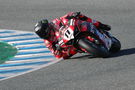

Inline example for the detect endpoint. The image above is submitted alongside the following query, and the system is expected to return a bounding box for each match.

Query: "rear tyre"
[78,38,110,57]
[109,37,121,53]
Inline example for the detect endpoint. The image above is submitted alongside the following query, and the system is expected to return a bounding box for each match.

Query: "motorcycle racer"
[34,12,111,59]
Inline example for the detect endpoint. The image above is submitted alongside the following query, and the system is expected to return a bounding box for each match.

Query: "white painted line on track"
[0,65,43,71]
[18,48,49,53]
[6,58,55,64]
[0,36,39,41]
[16,43,46,48]
[0,29,62,81]
[7,39,42,44]
[15,53,53,58]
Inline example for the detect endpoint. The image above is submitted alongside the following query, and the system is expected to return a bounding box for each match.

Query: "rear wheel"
[78,38,110,57]
[109,37,121,53]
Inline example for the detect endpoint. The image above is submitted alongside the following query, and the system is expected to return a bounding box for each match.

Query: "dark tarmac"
[0,0,135,90]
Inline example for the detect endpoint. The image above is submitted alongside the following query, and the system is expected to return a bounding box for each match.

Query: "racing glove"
[55,44,62,51]
[52,43,63,57]
[98,23,111,31]
[52,42,62,51]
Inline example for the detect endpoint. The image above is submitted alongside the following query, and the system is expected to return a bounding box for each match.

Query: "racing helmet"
[34,19,50,39]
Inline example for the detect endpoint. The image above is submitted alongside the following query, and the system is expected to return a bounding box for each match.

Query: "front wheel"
[78,38,110,57]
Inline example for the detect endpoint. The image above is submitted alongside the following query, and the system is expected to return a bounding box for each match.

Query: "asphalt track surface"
[0,0,135,90]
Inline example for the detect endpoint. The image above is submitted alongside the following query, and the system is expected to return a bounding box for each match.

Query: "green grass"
[0,41,18,64]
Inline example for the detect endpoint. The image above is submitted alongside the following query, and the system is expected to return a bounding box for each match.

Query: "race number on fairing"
[64,28,74,40]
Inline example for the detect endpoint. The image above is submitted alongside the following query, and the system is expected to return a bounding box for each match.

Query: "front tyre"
[78,38,110,57]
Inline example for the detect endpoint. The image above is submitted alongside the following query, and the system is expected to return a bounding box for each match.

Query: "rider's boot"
[98,23,111,31]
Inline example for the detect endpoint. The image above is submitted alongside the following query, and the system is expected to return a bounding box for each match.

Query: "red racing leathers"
[44,12,101,59]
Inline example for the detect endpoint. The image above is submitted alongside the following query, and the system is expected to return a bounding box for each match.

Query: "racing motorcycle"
[58,18,121,57]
